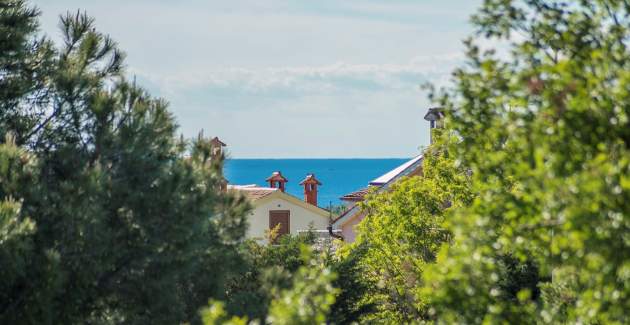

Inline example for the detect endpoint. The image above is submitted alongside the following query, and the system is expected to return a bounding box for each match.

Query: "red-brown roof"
[333,154,425,228]
[339,187,370,202]
[266,171,288,182]
[228,185,277,201]
[299,173,322,185]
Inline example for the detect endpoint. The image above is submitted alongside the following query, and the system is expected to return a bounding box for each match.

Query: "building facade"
[229,172,331,243]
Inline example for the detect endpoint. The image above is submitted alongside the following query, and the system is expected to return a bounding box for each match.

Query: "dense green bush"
[422,0,630,323]
[202,252,337,325]
[0,1,248,323]
[334,1,630,321]
[335,142,473,323]
[224,231,317,320]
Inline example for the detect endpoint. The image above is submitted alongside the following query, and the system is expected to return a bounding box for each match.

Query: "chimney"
[210,137,226,160]
[299,173,322,206]
[423,107,444,144]
[219,177,228,192]
[266,171,288,192]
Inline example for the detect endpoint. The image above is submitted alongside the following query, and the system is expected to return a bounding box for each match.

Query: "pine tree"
[0,2,249,323]
[0,0,54,144]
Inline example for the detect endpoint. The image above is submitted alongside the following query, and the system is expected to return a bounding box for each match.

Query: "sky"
[33,0,482,158]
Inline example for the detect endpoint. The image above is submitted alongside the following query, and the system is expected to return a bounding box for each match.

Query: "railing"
[296,229,341,237]
[296,229,343,251]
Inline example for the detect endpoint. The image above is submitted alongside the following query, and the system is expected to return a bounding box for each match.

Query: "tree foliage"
[201,250,337,325]
[0,0,55,141]
[326,242,377,324]
[5,0,630,323]
[0,1,249,323]
[422,0,630,323]
[223,231,318,321]
[341,144,473,323]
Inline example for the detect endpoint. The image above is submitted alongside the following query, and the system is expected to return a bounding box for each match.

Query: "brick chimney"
[266,171,288,192]
[299,173,321,206]
[209,137,228,191]
[423,107,444,144]
[210,137,226,160]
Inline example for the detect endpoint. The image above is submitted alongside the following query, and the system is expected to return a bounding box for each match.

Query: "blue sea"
[224,159,409,206]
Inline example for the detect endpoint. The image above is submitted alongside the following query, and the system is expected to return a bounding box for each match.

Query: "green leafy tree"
[422,0,630,323]
[0,2,249,323]
[345,145,473,323]
[201,252,338,325]
[224,230,318,320]
[326,242,377,324]
[329,137,542,324]
[266,258,337,325]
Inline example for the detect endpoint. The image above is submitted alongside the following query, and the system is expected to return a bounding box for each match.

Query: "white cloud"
[139,54,463,98]
[128,54,464,157]
[35,0,478,157]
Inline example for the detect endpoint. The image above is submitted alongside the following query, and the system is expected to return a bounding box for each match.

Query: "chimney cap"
[299,173,322,185]
[423,107,444,121]
[210,137,226,147]
[266,171,288,182]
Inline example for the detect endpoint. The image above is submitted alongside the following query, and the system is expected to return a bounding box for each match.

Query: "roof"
[339,187,371,202]
[332,204,360,224]
[369,155,423,186]
[266,171,288,182]
[228,185,330,217]
[228,185,277,201]
[423,107,445,121]
[210,137,226,147]
[333,154,424,227]
[299,174,322,185]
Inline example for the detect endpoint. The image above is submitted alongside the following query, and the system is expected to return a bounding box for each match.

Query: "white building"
[229,172,331,242]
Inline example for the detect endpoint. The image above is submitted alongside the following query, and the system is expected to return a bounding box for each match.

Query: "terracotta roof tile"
[228,185,277,201]
[266,171,288,182]
[299,173,322,185]
[340,187,370,202]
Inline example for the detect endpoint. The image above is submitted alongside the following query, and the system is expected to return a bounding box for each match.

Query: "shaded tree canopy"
[422,0,630,323]
[0,1,249,323]
[4,0,630,323]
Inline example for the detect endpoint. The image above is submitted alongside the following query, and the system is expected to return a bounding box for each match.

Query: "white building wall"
[340,212,365,243]
[246,197,330,241]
